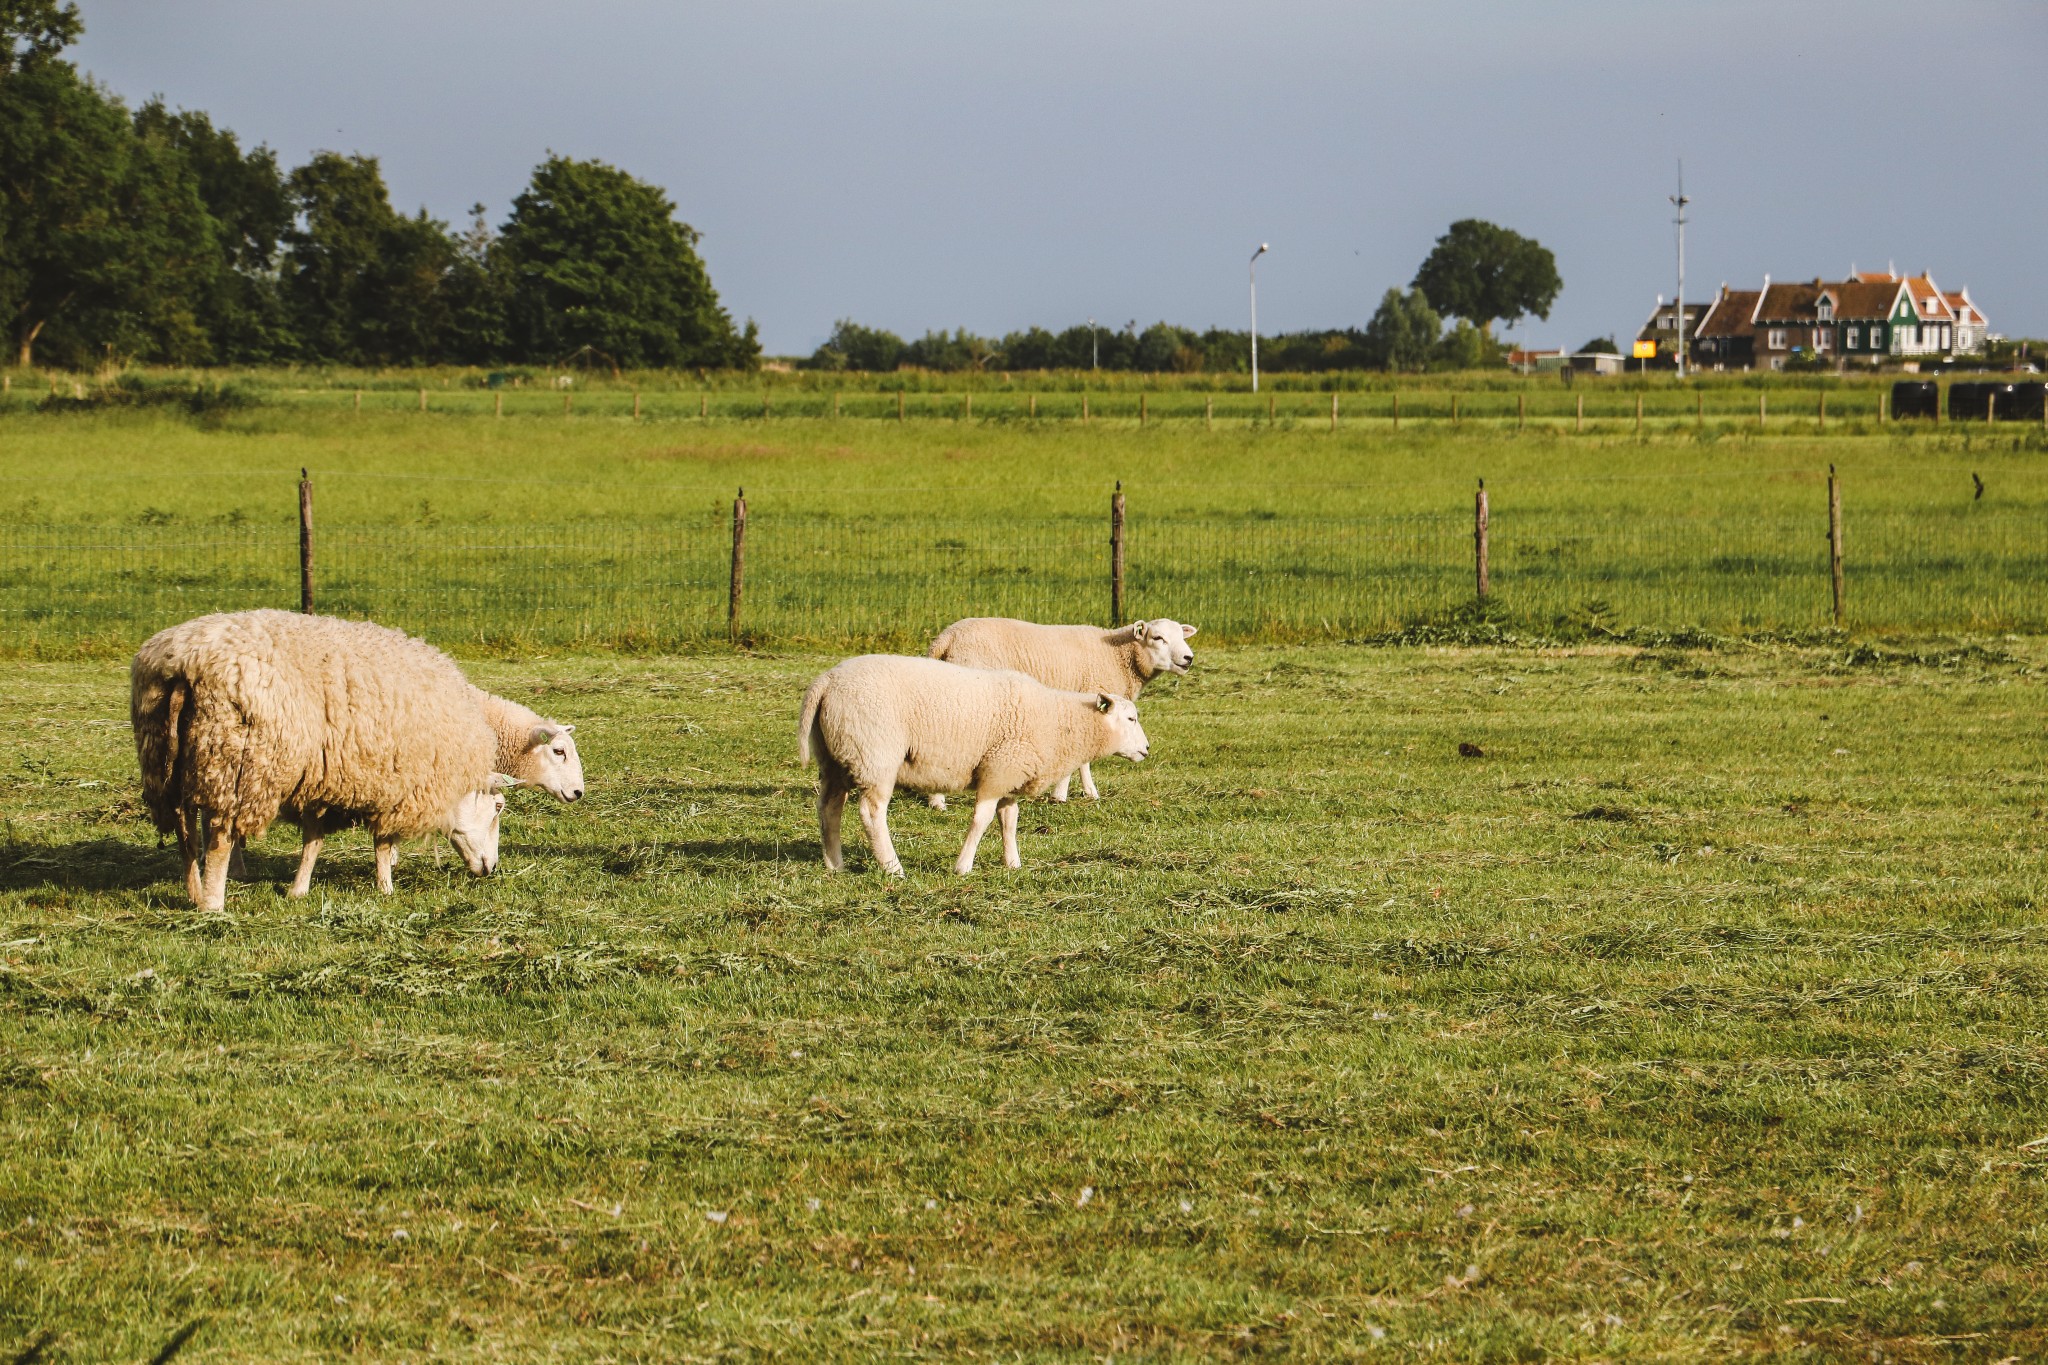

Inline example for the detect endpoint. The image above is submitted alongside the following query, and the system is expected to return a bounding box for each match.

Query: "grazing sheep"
[471,687,585,801]
[926,616,1196,806]
[798,654,1149,876]
[131,609,511,910]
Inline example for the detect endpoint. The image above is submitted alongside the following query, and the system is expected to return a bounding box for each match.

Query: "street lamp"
[1669,162,1690,381]
[1249,243,1269,392]
[1088,317,1097,371]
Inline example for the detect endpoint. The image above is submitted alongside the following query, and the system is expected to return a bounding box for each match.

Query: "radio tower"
[1669,162,1691,380]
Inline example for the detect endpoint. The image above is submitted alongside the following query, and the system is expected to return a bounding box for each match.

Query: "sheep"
[470,686,585,801]
[925,616,1196,807]
[797,654,1149,876]
[131,609,511,911]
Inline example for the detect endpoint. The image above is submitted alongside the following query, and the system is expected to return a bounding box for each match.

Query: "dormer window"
[1816,299,1834,321]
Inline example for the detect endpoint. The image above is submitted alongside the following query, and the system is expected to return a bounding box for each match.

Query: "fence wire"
[3,504,2043,656]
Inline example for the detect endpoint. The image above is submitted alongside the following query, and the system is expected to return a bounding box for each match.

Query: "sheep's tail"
[928,624,957,661]
[131,659,193,839]
[797,674,830,766]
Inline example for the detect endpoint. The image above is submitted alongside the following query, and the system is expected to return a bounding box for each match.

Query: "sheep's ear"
[1181,624,1199,638]
[558,723,575,734]
[1096,693,1114,713]
[1124,619,1148,639]
[527,725,554,750]
[489,772,522,792]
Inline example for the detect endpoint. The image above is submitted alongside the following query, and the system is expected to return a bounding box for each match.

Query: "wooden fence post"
[965,392,973,421]
[1879,388,1888,423]
[762,392,771,420]
[1204,395,1212,431]
[1635,392,1643,435]
[418,388,427,412]
[633,391,642,420]
[1759,391,1767,428]
[898,389,906,422]
[1575,393,1583,432]
[1139,392,1147,426]
[1028,393,1036,419]
[1267,393,1275,423]
[1083,394,1090,425]
[729,487,747,643]
[1474,478,1489,601]
[564,391,573,416]
[297,469,315,614]
[1330,391,1339,431]
[1819,391,1827,430]
[1517,392,1525,431]
[1827,464,1844,627]
[1696,390,1704,429]
[494,391,503,418]
[1392,392,1400,430]
[833,392,841,420]
[354,389,361,413]
[1110,480,1126,622]
[1453,393,1460,426]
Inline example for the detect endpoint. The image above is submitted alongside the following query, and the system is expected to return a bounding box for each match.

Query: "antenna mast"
[1669,162,1691,380]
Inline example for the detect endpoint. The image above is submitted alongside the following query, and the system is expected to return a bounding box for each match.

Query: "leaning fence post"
[1828,464,1844,628]
[1110,480,1126,622]
[729,486,747,643]
[1474,478,1489,601]
[298,469,315,614]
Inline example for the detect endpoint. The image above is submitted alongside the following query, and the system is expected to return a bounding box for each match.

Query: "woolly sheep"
[926,616,1196,806]
[471,686,585,801]
[797,654,1149,876]
[131,609,511,911]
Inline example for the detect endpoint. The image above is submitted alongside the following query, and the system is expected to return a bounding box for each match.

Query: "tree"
[1578,336,1619,355]
[0,0,80,73]
[498,155,755,369]
[1361,287,1441,372]
[1411,219,1561,335]
[1433,319,1502,372]
[807,319,905,371]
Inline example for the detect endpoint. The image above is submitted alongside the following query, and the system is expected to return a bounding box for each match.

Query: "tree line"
[807,221,1562,374]
[0,1,756,370]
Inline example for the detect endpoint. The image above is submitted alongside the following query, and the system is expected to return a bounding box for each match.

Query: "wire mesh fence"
[3,498,2044,656]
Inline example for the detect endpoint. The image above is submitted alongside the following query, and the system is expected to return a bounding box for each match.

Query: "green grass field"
[3,398,2047,1358]
[3,396,2047,657]
[3,640,2046,1359]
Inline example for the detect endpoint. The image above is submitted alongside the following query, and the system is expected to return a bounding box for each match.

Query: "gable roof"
[1695,289,1762,339]
[1903,275,1955,323]
[1944,290,1985,326]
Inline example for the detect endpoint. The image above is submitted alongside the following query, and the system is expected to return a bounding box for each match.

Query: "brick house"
[1656,269,1989,371]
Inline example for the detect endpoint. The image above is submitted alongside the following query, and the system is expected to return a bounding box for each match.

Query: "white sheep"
[471,686,585,801]
[797,654,1149,876]
[131,610,511,910]
[926,616,1196,806]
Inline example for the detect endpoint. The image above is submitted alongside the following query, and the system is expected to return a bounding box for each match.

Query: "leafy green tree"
[1411,219,1561,335]
[0,37,215,366]
[1361,287,1441,371]
[1578,336,1619,355]
[441,203,510,363]
[0,0,79,73]
[806,319,905,371]
[280,152,458,365]
[1134,322,1191,373]
[498,155,755,369]
[1433,318,1502,371]
[133,101,293,361]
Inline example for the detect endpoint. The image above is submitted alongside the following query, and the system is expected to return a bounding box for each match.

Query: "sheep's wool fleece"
[801,655,1105,798]
[931,619,1150,698]
[132,610,495,842]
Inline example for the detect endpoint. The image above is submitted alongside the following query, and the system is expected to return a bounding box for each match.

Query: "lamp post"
[1669,162,1690,381]
[1249,243,1269,393]
[1088,317,1097,371]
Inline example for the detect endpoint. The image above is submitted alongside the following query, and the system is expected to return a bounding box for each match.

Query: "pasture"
[2,397,2046,1358]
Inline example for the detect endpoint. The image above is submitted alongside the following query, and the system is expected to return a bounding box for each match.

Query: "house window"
[1817,301,1833,321]
[1846,326,1860,349]
[1768,329,1786,350]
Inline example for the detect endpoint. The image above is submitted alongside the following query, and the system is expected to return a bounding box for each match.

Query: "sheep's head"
[524,722,585,802]
[446,774,515,875]
[1095,693,1149,763]
[1128,619,1198,676]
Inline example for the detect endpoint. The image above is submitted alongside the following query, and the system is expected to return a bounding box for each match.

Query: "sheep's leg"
[288,819,325,899]
[926,793,948,811]
[997,796,1022,869]
[228,837,251,881]
[1050,774,1071,802]
[180,803,205,904]
[955,795,1001,876]
[374,838,399,895]
[857,786,904,878]
[1078,762,1100,801]
[817,771,850,872]
[198,822,236,912]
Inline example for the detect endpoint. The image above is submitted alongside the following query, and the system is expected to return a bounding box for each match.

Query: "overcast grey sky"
[72,1,2047,356]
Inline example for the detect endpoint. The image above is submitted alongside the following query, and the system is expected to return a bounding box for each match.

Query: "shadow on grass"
[0,837,175,893]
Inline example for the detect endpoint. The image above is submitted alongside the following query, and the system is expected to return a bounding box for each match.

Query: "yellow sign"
[1632,340,1657,359]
